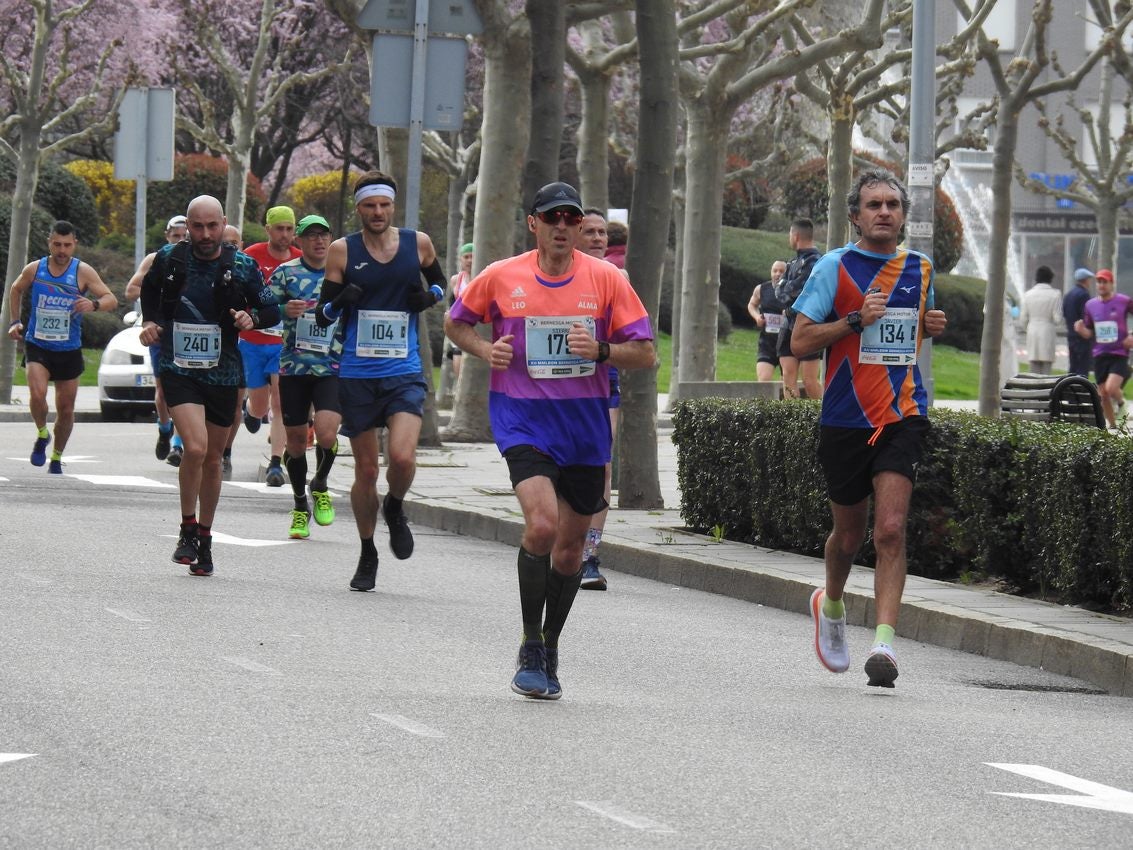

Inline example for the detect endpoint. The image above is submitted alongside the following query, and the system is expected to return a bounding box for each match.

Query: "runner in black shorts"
[271,214,344,540]
[747,259,787,382]
[140,195,280,576]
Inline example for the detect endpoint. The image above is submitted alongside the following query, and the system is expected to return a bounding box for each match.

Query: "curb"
[404,499,1133,697]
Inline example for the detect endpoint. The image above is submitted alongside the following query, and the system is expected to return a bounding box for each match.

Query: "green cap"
[265,205,296,226]
[296,214,331,235]
[459,242,474,256]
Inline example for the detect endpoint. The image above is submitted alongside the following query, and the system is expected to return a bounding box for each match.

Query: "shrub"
[934,274,985,352]
[65,160,134,238]
[781,157,829,223]
[0,197,57,280]
[35,164,100,244]
[145,153,267,231]
[287,169,362,228]
[672,399,1133,610]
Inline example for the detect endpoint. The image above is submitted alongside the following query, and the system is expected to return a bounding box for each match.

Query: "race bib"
[763,312,784,334]
[172,321,221,369]
[295,313,337,354]
[356,309,409,358]
[859,308,918,365]
[524,315,597,379]
[33,307,71,342]
[1095,320,1119,345]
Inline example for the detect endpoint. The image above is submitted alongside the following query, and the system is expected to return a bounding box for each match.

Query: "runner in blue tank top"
[7,220,117,473]
[317,171,447,591]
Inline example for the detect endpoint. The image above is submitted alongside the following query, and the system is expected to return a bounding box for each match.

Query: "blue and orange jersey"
[793,243,935,428]
[448,249,653,466]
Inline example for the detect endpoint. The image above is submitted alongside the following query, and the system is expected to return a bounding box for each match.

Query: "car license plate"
[135,374,155,387]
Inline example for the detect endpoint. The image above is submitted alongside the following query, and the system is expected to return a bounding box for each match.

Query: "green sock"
[50,449,62,462]
[875,624,895,646]
[822,595,845,619]
[37,426,49,439]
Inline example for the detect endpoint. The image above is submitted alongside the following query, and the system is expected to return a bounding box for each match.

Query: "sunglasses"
[536,209,584,226]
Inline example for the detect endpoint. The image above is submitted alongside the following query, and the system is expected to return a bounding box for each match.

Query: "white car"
[97,310,156,421]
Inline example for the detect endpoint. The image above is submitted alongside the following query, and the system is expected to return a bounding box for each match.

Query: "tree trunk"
[446,12,531,442]
[0,132,42,404]
[619,0,677,510]
[1096,200,1119,276]
[676,104,726,386]
[520,0,564,249]
[575,64,611,213]
[225,148,251,231]
[437,161,470,409]
[667,173,685,408]
[977,112,1020,416]
[826,97,855,249]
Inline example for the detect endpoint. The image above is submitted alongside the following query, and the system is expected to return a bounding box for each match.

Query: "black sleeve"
[316,280,345,327]
[248,276,281,329]
[140,253,164,322]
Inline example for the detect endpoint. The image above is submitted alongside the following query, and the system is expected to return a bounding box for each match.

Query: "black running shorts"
[503,444,608,517]
[817,416,930,506]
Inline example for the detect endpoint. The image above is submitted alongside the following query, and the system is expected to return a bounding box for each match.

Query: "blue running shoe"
[542,647,563,700]
[48,459,63,474]
[30,434,50,467]
[511,640,549,698]
[580,555,607,591]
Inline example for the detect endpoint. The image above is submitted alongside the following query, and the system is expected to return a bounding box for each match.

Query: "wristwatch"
[846,311,864,334]
[596,341,611,363]
[91,297,99,312]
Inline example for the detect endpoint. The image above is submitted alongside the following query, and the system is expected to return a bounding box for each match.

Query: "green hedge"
[672,398,1133,610]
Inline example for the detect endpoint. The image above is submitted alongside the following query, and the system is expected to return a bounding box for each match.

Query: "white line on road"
[220,656,282,675]
[0,754,36,765]
[987,763,1133,814]
[66,474,175,488]
[575,801,676,833]
[370,713,445,738]
[105,608,151,623]
[14,573,51,586]
[162,531,291,548]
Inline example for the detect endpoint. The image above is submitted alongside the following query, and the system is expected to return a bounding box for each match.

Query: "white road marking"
[370,713,445,739]
[987,763,1133,814]
[224,481,344,497]
[162,531,291,548]
[0,754,36,765]
[66,474,175,488]
[105,608,151,623]
[575,801,676,833]
[220,656,281,675]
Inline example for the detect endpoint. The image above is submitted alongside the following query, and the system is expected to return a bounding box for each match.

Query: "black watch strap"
[596,341,611,363]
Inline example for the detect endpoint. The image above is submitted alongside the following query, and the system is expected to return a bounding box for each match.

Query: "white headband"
[354,183,396,204]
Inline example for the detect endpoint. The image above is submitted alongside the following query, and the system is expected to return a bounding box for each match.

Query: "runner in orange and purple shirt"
[445,181,654,701]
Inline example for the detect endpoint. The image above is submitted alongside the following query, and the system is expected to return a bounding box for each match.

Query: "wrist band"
[9,320,21,329]
[429,284,444,301]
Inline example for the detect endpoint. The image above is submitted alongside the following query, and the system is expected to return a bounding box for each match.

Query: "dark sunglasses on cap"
[536,208,584,226]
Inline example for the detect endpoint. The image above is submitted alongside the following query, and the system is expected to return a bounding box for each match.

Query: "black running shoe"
[190,538,213,576]
[167,445,183,468]
[383,495,414,560]
[242,400,261,434]
[350,554,379,591]
[155,426,172,461]
[172,525,199,565]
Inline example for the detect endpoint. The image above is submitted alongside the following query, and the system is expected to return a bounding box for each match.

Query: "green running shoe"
[311,488,335,526]
[288,509,311,540]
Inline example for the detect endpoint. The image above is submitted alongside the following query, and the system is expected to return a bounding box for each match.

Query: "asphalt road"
[2,422,1132,848]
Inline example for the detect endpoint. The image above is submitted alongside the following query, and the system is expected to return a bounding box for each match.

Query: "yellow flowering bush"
[287,170,361,224]
[65,160,135,238]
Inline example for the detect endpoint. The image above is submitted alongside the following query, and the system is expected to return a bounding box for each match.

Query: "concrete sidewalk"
[4,386,1131,696]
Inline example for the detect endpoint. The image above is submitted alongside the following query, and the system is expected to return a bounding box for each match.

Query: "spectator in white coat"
[1021,265,1063,375]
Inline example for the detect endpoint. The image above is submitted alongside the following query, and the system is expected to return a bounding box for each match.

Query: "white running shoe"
[810,588,850,673]
[864,643,899,688]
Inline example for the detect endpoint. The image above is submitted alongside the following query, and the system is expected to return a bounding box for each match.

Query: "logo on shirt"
[577,299,598,310]
[353,262,369,270]
[511,286,526,298]
[899,285,915,294]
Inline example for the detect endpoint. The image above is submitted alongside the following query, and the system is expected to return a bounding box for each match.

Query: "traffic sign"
[357,0,481,34]
[368,33,468,131]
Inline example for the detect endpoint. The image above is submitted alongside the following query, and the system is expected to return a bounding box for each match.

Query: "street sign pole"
[114,88,175,269]
[405,0,430,229]
[908,0,936,403]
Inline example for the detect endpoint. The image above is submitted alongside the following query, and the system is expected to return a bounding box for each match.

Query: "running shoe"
[864,643,899,688]
[288,509,311,540]
[311,488,335,526]
[30,434,50,467]
[580,555,607,591]
[350,553,379,591]
[265,464,285,487]
[173,526,199,565]
[511,640,550,698]
[242,399,261,434]
[48,459,63,475]
[542,647,563,700]
[167,445,183,468]
[221,454,233,480]
[155,425,172,461]
[191,538,214,577]
[810,588,850,673]
[383,495,414,559]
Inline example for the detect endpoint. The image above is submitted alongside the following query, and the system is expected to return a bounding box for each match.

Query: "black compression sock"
[285,451,308,501]
[543,567,584,649]
[517,547,550,643]
[312,440,338,487]
[361,536,378,559]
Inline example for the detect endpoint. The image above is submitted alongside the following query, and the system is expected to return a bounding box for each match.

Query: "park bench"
[999,372,1105,429]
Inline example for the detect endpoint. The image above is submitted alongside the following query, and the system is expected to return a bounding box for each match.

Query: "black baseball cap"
[531,182,584,215]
